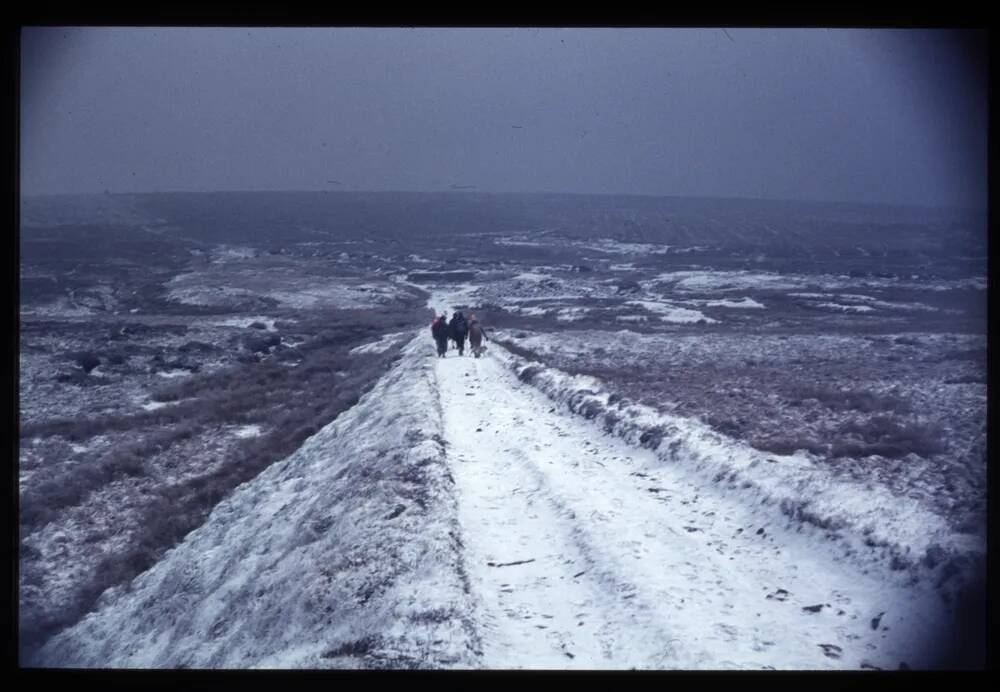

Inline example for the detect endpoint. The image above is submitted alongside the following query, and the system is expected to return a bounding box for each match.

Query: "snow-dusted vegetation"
[488,340,984,597]
[18,311,423,661]
[492,328,986,539]
[33,337,480,668]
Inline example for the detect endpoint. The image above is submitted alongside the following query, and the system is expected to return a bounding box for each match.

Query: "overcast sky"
[20,27,987,208]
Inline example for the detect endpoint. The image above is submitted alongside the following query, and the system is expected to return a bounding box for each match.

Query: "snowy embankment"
[489,341,984,604]
[33,334,480,669]
[349,331,413,356]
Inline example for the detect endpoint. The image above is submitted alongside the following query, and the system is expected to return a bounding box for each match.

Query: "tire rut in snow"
[438,353,696,668]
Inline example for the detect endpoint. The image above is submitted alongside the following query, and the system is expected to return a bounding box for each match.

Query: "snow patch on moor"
[209,316,280,331]
[230,425,263,439]
[813,303,876,314]
[513,272,553,282]
[703,297,765,309]
[156,369,192,379]
[650,271,987,294]
[627,300,718,324]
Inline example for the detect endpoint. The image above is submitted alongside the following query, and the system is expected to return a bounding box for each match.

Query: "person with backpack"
[467,313,490,358]
[449,311,469,356]
[431,313,450,357]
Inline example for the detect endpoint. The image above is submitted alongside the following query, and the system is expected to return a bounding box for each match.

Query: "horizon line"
[18,188,981,213]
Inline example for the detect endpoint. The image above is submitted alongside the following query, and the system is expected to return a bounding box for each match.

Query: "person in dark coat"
[431,314,450,357]
[449,311,469,356]
[467,313,489,358]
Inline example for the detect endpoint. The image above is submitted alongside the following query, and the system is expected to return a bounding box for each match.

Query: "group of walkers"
[431,310,489,358]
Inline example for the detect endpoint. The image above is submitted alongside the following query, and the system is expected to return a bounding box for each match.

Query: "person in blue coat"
[431,314,450,357]
[449,311,469,356]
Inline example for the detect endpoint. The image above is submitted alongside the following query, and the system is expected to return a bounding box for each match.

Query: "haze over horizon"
[20,28,988,210]
[18,189,984,216]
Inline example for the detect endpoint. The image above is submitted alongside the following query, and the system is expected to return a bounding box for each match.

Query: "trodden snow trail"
[434,345,947,670]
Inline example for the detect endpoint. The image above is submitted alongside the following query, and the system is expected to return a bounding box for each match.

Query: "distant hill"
[20,191,985,274]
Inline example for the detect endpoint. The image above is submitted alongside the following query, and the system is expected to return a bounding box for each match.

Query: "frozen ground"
[20,192,986,668]
[32,325,973,669]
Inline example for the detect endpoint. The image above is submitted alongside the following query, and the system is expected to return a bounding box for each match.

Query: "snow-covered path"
[29,281,957,669]
[436,348,947,670]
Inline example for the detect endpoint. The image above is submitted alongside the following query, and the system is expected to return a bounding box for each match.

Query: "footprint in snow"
[714,623,739,640]
[385,504,406,520]
[818,643,842,659]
